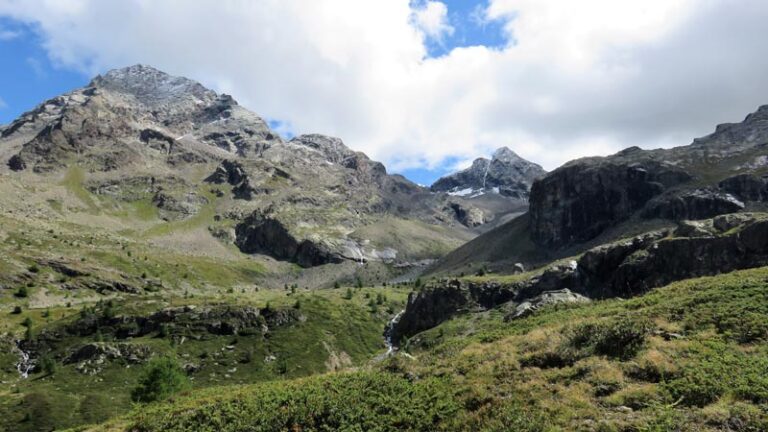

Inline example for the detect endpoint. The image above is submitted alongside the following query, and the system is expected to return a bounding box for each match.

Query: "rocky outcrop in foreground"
[396,213,768,339]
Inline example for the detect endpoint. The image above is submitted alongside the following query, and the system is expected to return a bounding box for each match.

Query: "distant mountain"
[0,65,482,275]
[430,147,546,200]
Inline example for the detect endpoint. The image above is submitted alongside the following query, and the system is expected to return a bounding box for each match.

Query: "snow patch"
[448,187,476,197]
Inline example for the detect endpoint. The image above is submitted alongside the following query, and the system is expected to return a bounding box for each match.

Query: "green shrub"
[663,341,768,406]
[15,286,28,298]
[131,357,190,403]
[40,354,57,376]
[566,317,653,360]
[128,372,460,432]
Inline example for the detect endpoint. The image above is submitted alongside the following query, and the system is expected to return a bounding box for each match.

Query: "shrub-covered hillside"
[80,266,768,431]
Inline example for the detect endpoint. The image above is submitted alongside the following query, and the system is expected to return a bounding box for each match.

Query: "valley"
[0,65,767,431]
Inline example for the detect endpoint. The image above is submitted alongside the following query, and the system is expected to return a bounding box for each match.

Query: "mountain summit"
[430,146,546,199]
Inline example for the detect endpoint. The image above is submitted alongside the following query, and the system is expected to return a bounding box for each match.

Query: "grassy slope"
[0,174,419,431]
[80,266,768,432]
[0,285,411,432]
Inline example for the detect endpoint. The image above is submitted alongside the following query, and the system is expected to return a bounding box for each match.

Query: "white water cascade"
[383,310,404,356]
[15,341,34,379]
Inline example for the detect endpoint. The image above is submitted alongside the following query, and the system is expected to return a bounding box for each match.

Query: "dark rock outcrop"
[397,215,768,339]
[641,189,744,221]
[445,202,486,227]
[719,174,768,202]
[7,154,26,171]
[529,158,690,247]
[395,279,518,338]
[64,305,303,340]
[235,212,342,267]
[528,105,768,250]
[64,342,151,365]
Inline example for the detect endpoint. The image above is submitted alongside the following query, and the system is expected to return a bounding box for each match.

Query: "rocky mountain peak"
[491,146,522,163]
[289,134,357,165]
[431,147,546,200]
[90,64,218,107]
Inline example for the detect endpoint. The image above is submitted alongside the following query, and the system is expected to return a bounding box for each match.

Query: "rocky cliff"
[530,106,768,249]
[397,213,768,338]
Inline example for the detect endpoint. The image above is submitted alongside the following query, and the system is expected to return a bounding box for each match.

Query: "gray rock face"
[0,64,480,267]
[290,134,357,165]
[529,157,690,247]
[445,202,486,227]
[505,289,589,321]
[2,64,282,173]
[641,189,744,221]
[529,105,768,249]
[234,212,343,268]
[397,214,768,338]
[719,174,768,202]
[431,147,546,199]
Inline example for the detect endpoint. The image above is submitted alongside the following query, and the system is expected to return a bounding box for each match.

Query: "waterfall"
[15,341,34,379]
[384,310,405,355]
[375,310,406,361]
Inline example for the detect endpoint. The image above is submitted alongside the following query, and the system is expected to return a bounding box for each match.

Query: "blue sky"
[0,18,89,124]
[419,0,508,58]
[0,4,506,185]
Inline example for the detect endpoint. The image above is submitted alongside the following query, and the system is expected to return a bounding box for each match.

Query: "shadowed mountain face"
[529,106,768,249]
[0,65,533,270]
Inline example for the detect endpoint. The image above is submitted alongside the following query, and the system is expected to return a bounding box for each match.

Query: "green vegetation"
[60,165,100,213]
[131,357,190,403]
[0,282,410,432]
[80,266,768,432]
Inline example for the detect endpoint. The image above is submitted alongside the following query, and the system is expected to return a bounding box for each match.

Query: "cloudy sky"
[1,0,767,184]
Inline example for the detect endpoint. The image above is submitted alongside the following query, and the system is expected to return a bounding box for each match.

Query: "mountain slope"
[429,104,768,276]
[0,65,481,280]
[80,265,768,432]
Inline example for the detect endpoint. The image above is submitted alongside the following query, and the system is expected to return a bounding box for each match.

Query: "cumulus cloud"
[411,1,454,42]
[0,0,767,172]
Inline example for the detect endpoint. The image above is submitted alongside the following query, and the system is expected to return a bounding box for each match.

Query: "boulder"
[504,289,590,321]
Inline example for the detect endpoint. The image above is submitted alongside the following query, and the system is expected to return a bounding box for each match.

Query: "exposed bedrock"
[396,215,768,339]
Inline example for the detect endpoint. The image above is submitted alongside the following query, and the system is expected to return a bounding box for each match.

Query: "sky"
[1,1,768,185]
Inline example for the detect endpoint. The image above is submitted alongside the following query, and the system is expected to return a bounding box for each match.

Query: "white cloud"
[0,96,7,109]
[411,1,454,42]
[0,0,767,173]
